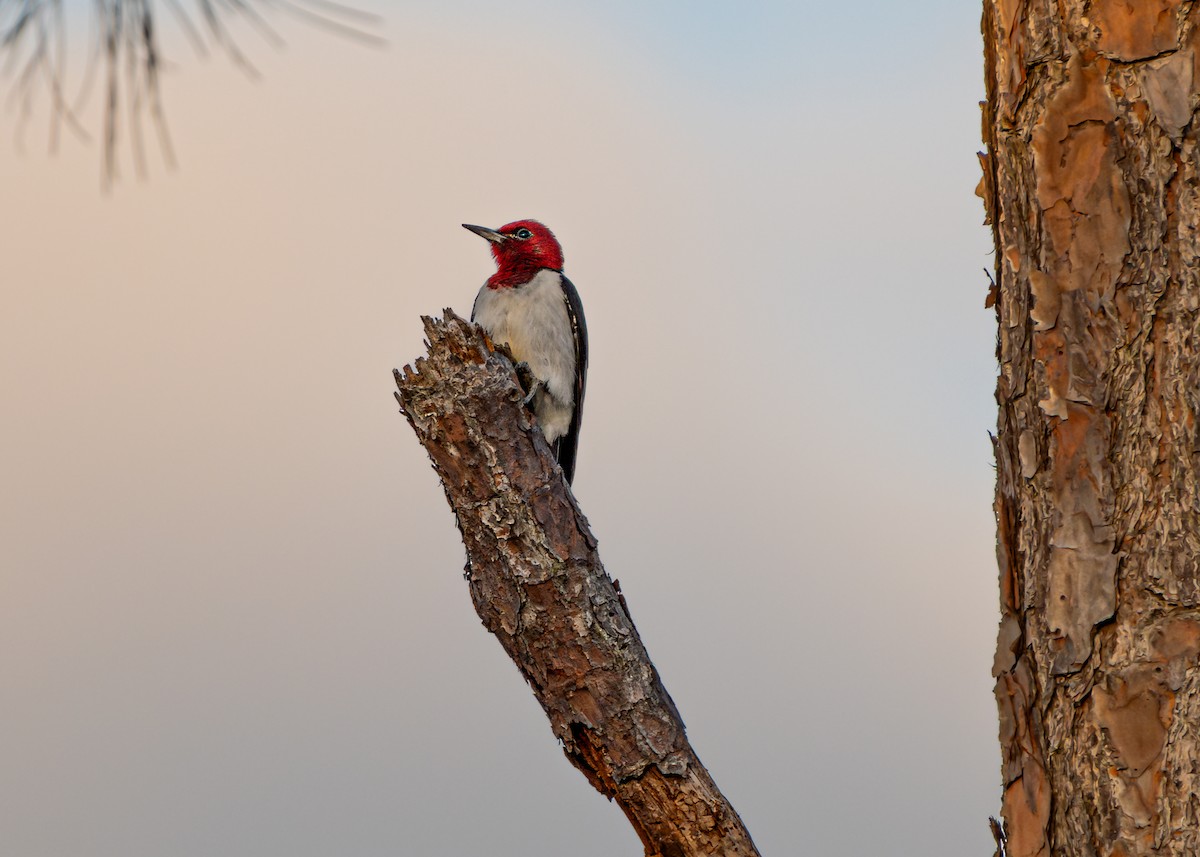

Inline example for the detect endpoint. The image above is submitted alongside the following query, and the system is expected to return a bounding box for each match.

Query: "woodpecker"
[463,220,587,484]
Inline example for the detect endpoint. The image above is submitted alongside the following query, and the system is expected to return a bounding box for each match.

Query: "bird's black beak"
[462,223,506,244]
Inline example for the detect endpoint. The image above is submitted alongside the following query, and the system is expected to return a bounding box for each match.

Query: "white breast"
[472,269,577,442]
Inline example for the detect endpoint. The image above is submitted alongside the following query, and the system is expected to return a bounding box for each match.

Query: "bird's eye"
[515,228,533,240]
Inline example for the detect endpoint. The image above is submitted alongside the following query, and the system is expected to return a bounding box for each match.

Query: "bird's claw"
[522,380,543,407]
[514,361,541,404]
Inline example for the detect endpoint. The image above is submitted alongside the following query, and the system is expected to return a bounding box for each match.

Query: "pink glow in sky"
[2,3,998,854]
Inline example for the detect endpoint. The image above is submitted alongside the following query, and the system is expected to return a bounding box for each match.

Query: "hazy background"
[1,1,998,854]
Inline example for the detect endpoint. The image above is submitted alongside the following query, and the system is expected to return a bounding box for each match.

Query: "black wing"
[555,274,588,485]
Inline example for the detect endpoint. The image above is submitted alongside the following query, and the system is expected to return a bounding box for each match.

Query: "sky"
[1,1,999,855]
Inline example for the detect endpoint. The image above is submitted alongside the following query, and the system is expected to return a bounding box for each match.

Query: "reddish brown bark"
[394,311,759,857]
[982,2,1200,855]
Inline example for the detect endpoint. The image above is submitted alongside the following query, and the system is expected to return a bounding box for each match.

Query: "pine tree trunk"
[981,3,1200,855]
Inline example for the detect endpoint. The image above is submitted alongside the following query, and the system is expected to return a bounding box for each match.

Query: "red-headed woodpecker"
[463,220,587,484]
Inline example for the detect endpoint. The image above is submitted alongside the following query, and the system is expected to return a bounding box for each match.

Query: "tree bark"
[982,3,1200,856]
[394,311,760,857]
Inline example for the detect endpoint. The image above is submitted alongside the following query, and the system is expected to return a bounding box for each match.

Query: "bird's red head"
[462,220,564,289]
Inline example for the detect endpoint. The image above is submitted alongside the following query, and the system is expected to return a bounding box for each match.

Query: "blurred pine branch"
[0,0,383,187]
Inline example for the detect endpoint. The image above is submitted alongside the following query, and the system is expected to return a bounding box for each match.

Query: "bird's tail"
[554,433,579,485]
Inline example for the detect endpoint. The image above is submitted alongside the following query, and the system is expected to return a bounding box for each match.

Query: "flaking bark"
[981,2,1200,855]
[394,311,759,857]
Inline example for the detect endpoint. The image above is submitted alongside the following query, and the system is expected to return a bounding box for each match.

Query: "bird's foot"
[522,381,543,407]
[514,362,542,405]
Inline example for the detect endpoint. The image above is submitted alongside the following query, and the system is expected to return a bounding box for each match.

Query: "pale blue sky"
[2,2,998,855]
